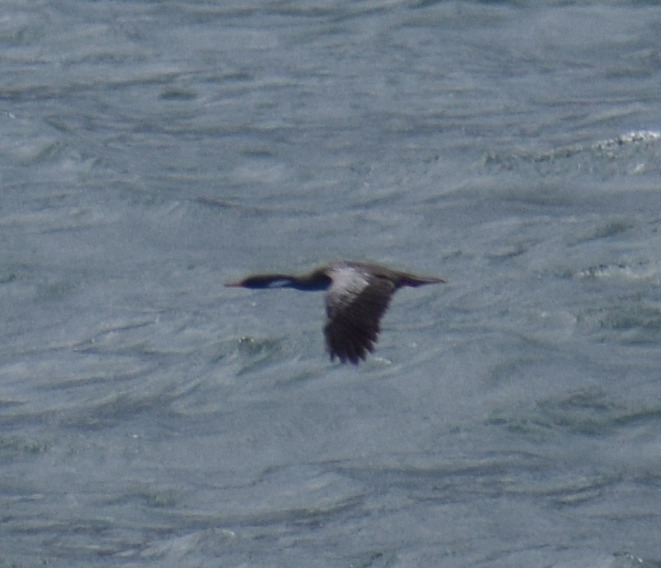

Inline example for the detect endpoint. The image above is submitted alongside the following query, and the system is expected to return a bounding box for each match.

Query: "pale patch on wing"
[323,266,396,364]
[324,265,370,314]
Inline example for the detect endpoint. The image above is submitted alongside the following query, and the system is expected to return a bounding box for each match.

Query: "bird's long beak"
[225,281,243,287]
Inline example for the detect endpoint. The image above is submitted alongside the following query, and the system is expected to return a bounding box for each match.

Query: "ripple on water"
[489,387,661,437]
[578,300,661,344]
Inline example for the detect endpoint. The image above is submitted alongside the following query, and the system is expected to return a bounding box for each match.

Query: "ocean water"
[1,1,661,566]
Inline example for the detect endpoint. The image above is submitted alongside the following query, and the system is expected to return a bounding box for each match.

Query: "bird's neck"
[288,272,332,291]
[245,272,332,291]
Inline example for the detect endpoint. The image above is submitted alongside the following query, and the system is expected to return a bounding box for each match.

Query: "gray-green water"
[2,1,661,566]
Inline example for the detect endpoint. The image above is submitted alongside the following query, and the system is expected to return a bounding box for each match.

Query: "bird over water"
[226,261,445,364]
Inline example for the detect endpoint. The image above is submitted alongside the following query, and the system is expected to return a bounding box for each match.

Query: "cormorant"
[226,261,445,364]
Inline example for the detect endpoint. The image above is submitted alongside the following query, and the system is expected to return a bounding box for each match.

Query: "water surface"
[1,1,661,566]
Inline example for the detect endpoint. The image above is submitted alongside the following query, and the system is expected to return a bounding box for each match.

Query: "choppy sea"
[2,1,661,566]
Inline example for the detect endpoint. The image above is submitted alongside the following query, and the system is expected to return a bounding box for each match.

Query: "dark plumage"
[226,261,445,364]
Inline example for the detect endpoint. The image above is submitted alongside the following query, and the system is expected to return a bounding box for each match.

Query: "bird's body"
[226,262,445,364]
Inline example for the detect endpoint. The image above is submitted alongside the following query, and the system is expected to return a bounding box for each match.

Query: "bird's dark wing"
[323,270,396,364]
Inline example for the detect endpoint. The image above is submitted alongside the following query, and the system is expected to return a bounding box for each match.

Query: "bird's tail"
[401,275,445,287]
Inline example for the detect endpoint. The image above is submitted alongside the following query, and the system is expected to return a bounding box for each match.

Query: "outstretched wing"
[323,269,396,364]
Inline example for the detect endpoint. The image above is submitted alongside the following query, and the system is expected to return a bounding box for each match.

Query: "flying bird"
[226,261,445,364]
